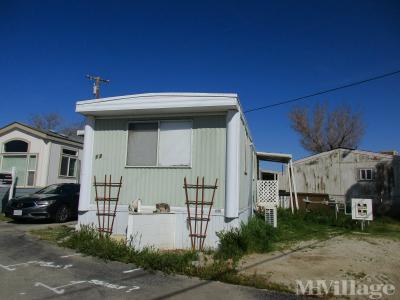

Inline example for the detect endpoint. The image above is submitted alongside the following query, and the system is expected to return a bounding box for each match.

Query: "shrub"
[62,225,197,274]
[241,216,276,252]
[216,228,246,260]
[63,225,133,262]
[216,216,276,260]
[132,248,197,273]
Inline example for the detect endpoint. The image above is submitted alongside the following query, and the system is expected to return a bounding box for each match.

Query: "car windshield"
[35,185,61,195]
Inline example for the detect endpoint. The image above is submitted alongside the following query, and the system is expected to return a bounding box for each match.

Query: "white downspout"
[78,116,95,211]
[225,109,240,218]
[43,141,51,186]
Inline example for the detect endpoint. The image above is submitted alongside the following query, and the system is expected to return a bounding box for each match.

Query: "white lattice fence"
[257,180,279,207]
[257,180,279,228]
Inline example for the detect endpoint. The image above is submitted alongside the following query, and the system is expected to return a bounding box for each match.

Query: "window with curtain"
[126,120,192,167]
[126,123,158,166]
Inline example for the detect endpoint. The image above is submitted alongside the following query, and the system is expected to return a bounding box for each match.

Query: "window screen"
[127,123,158,166]
[158,121,191,166]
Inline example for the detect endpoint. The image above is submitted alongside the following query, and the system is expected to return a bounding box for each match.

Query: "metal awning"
[256,152,292,163]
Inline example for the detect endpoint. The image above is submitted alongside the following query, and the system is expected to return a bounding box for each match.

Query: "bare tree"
[29,113,84,138]
[289,103,364,153]
[29,113,63,131]
[60,120,85,137]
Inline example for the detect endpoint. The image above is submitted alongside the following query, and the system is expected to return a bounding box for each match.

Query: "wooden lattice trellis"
[183,177,218,251]
[94,175,122,236]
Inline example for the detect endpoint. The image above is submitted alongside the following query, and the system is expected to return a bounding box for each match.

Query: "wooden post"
[287,163,294,214]
[289,160,299,211]
[201,178,218,250]
[184,177,194,250]
[94,176,101,230]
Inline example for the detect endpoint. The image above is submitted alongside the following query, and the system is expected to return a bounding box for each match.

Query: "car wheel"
[54,205,70,223]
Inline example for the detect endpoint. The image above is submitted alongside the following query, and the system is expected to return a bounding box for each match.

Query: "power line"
[244,69,400,113]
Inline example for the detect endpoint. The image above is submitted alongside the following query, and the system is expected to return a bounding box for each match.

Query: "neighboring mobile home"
[280,148,400,213]
[76,93,257,249]
[0,122,83,211]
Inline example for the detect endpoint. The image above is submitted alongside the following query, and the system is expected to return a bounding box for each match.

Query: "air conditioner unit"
[265,206,277,228]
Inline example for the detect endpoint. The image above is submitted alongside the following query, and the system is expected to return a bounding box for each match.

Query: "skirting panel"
[78,205,252,250]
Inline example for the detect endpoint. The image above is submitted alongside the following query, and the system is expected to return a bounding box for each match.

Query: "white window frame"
[0,153,38,187]
[125,119,193,168]
[26,154,37,187]
[358,168,374,181]
[59,147,78,178]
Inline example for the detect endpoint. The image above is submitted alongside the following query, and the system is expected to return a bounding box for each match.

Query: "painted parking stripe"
[60,254,81,258]
[123,268,141,273]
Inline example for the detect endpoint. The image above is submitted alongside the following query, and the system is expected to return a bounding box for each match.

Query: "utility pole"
[86,75,110,99]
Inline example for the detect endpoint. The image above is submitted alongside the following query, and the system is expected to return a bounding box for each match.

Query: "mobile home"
[280,148,400,213]
[76,93,257,249]
[0,122,83,211]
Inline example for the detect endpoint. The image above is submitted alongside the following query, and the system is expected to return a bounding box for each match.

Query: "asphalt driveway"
[0,221,299,300]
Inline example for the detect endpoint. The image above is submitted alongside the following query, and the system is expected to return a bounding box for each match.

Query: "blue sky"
[1,0,399,160]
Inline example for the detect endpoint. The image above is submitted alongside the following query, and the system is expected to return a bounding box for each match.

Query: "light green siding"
[91,116,227,208]
[239,120,255,210]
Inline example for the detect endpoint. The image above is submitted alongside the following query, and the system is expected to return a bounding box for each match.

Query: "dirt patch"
[238,234,400,297]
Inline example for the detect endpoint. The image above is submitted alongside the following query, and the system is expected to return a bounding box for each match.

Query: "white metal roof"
[293,148,397,165]
[256,152,293,163]
[76,92,240,116]
[76,92,255,144]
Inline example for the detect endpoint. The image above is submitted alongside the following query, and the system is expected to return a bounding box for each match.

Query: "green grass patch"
[30,226,75,243]
[215,208,355,261]
[272,208,354,249]
[355,217,400,240]
[0,213,12,222]
[48,225,197,274]
[215,208,400,261]
[29,209,400,295]
[30,225,294,294]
